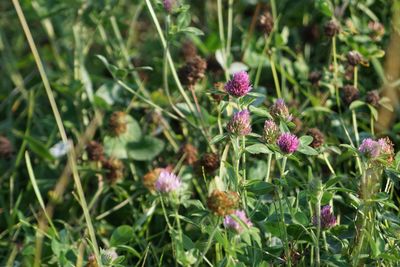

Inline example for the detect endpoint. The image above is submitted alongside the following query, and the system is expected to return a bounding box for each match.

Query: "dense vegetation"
[1,0,400,266]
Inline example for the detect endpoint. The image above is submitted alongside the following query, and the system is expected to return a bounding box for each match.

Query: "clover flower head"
[263,119,279,144]
[359,138,381,158]
[277,133,299,154]
[224,71,252,97]
[313,205,336,229]
[223,210,253,233]
[155,170,182,193]
[270,98,292,121]
[163,0,175,13]
[227,109,252,136]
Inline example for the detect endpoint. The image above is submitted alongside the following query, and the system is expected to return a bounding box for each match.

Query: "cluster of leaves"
[1,0,400,266]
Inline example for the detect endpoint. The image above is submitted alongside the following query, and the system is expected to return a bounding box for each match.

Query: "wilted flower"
[377,137,395,163]
[86,141,104,162]
[307,128,324,148]
[308,70,322,86]
[366,90,380,107]
[347,51,362,66]
[227,110,252,136]
[277,133,299,154]
[324,20,340,37]
[270,99,292,121]
[109,111,127,136]
[263,119,279,144]
[342,85,359,105]
[224,71,252,97]
[207,190,239,216]
[155,170,182,193]
[197,152,220,175]
[313,205,336,229]
[257,10,274,35]
[0,136,13,159]
[223,210,253,233]
[178,55,207,87]
[103,158,124,183]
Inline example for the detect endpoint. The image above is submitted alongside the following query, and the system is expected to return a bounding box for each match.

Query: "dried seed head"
[109,111,127,136]
[366,90,380,107]
[86,141,104,162]
[143,168,163,191]
[342,85,360,105]
[308,70,322,86]
[347,51,362,66]
[0,136,13,159]
[180,143,198,165]
[197,152,220,175]
[257,10,274,35]
[307,128,324,148]
[181,40,198,61]
[324,20,340,37]
[207,190,239,216]
[103,158,124,183]
[178,55,207,87]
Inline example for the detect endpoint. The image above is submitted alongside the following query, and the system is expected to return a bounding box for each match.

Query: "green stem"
[226,0,233,59]
[265,153,273,182]
[315,192,322,267]
[217,0,229,80]
[270,53,282,98]
[332,36,340,112]
[195,219,220,267]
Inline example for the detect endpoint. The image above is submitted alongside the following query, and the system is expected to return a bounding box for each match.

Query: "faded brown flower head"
[366,90,380,107]
[197,152,220,175]
[258,10,274,35]
[181,40,198,61]
[86,141,104,162]
[324,20,340,37]
[103,158,124,183]
[180,143,198,165]
[347,51,362,66]
[307,128,324,148]
[207,190,239,216]
[109,111,127,136]
[342,85,359,105]
[0,136,13,159]
[308,70,322,86]
[178,55,207,87]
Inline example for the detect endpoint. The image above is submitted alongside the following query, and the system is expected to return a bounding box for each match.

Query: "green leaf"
[110,225,133,246]
[246,180,274,195]
[297,146,318,156]
[315,0,333,17]
[246,144,272,154]
[181,27,204,36]
[249,105,271,118]
[127,136,165,161]
[349,100,365,110]
[23,135,54,161]
[210,134,226,145]
[299,135,313,146]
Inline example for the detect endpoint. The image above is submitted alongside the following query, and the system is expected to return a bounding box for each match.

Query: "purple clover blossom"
[263,119,279,144]
[223,210,253,233]
[227,110,252,136]
[276,133,299,154]
[163,0,175,13]
[155,170,182,193]
[359,138,381,158]
[270,98,292,121]
[224,71,252,97]
[313,205,337,229]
